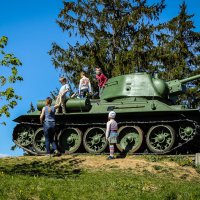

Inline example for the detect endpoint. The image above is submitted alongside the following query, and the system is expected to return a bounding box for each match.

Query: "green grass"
[0,156,200,200]
[142,155,195,166]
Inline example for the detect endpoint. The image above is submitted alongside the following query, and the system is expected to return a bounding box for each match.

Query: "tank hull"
[13,103,200,155]
[12,72,200,155]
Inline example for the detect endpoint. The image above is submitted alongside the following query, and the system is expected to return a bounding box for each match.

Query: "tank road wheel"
[83,127,108,154]
[116,126,143,153]
[13,125,34,147]
[146,125,175,154]
[57,128,82,154]
[179,123,196,141]
[33,128,46,154]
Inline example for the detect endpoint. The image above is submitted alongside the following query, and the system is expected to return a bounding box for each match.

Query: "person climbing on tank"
[95,68,108,97]
[40,97,61,156]
[78,71,92,99]
[106,111,118,160]
[55,77,70,114]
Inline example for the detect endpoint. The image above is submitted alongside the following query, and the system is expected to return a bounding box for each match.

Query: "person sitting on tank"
[95,67,108,97]
[40,97,61,156]
[55,77,70,114]
[78,71,92,99]
[106,111,118,160]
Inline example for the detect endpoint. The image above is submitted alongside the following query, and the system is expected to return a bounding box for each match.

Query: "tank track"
[13,117,200,156]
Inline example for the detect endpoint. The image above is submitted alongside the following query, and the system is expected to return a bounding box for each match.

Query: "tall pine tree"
[157,1,200,107]
[49,0,166,89]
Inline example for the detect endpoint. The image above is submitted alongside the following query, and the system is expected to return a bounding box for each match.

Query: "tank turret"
[101,73,200,101]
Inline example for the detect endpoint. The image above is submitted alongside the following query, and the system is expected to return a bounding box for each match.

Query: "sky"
[0,0,200,157]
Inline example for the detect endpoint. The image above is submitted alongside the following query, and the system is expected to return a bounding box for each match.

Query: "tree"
[0,36,23,125]
[156,1,200,107]
[49,0,166,89]
[50,0,200,107]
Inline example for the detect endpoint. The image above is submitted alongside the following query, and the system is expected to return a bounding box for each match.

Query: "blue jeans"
[43,121,57,154]
[80,88,89,99]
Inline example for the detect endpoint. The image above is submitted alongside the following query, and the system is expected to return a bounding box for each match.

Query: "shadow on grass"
[0,156,84,179]
[116,150,128,159]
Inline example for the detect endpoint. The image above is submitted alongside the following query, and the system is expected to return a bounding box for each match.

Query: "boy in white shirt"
[56,77,69,114]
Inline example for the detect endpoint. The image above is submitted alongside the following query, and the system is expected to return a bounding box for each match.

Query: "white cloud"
[0,154,9,158]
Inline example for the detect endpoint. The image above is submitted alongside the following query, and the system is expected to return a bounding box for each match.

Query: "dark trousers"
[43,121,57,154]
[80,88,89,99]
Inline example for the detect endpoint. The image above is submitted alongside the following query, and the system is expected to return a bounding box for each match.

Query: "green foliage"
[10,144,17,151]
[0,156,200,200]
[143,155,194,167]
[153,165,164,170]
[0,156,81,179]
[50,1,200,107]
[156,2,200,106]
[50,88,59,100]
[158,2,200,78]
[195,166,200,174]
[165,155,194,167]
[0,36,23,125]
[49,0,166,89]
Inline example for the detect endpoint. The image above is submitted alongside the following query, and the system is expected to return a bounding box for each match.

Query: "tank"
[13,72,200,155]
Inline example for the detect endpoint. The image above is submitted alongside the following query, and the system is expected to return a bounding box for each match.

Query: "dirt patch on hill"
[61,155,200,181]
[3,155,199,181]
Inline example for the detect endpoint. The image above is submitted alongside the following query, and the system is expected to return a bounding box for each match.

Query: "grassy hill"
[0,155,200,200]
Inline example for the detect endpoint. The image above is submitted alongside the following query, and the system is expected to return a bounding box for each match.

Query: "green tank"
[13,72,200,155]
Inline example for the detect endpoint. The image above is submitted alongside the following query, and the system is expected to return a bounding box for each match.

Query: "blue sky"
[0,0,200,156]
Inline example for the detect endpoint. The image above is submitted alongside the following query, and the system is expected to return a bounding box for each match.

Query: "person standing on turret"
[78,71,92,99]
[95,68,108,97]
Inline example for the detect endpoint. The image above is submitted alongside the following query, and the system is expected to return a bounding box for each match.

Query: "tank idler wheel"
[57,128,82,154]
[179,123,196,141]
[13,124,35,147]
[33,128,46,154]
[83,127,108,154]
[116,126,143,153]
[146,125,175,154]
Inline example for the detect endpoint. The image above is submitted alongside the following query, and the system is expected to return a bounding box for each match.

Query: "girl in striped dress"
[106,111,118,160]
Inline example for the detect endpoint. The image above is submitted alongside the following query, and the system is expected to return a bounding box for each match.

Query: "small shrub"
[164,191,178,200]
[153,165,163,170]
[143,155,164,162]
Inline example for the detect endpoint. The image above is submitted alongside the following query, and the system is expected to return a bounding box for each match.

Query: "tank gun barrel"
[180,74,200,84]
[166,74,200,95]
[37,98,91,112]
